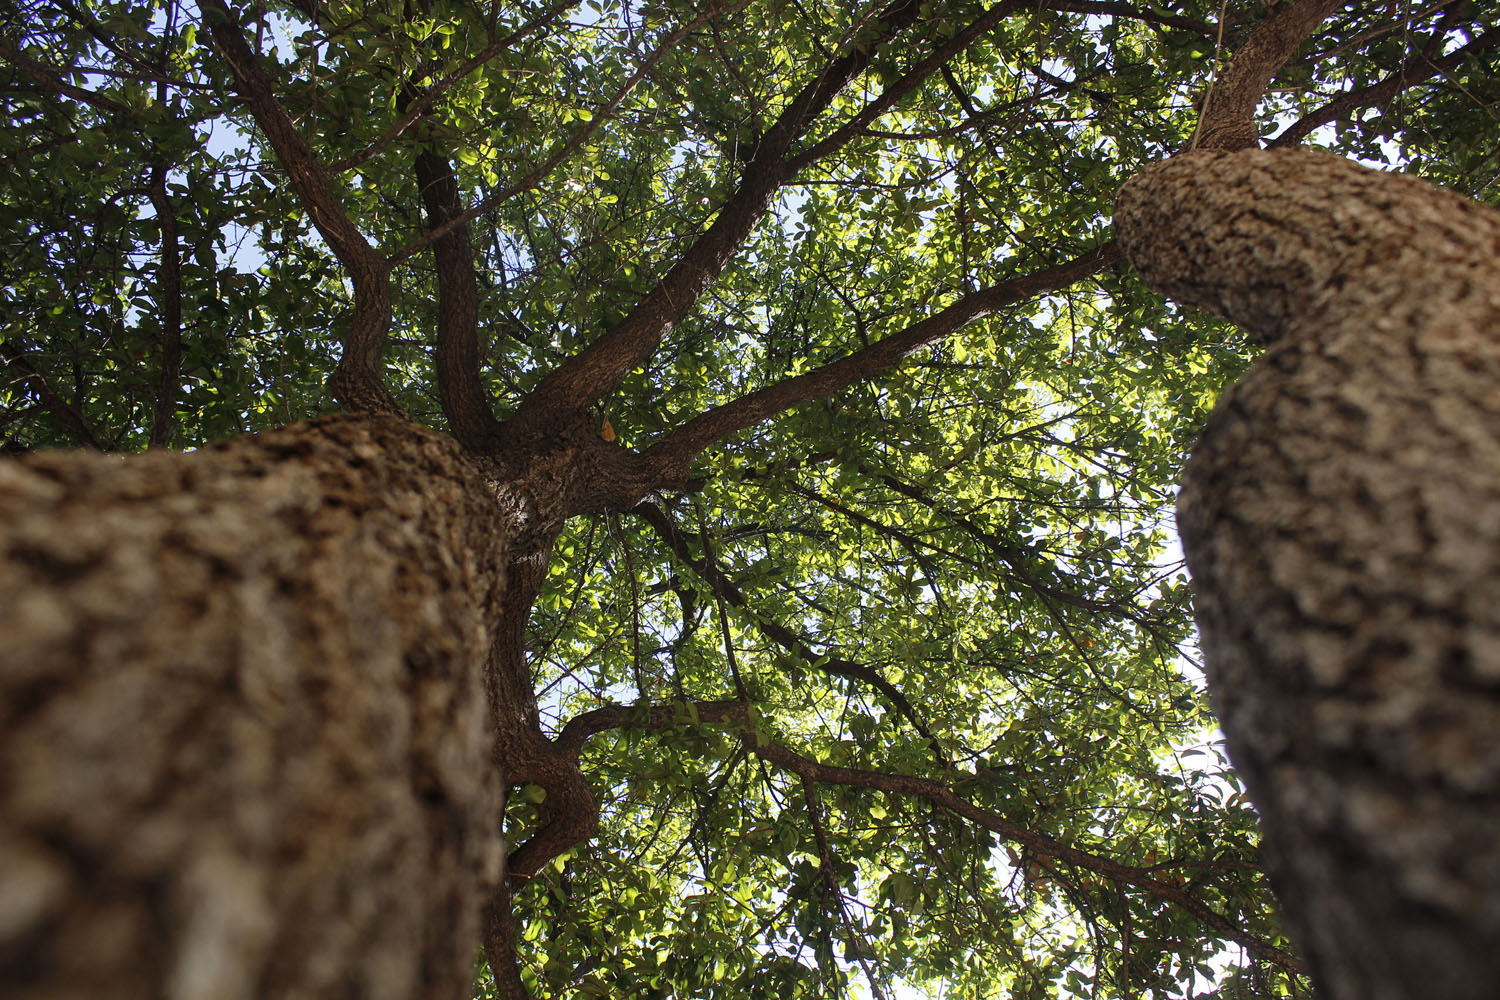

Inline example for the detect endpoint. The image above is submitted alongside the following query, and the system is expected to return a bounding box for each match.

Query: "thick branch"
[555,699,750,757]
[146,163,182,449]
[1269,25,1500,148]
[482,884,532,1000]
[748,737,1302,974]
[414,150,506,451]
[503,0,929,430]
[641,242,1119,477]
[200,0,400,415]
[1193,0,1343,151]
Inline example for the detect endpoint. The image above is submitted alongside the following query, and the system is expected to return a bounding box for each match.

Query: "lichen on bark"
[1117,148,1500,999]
[0,414,506,1000]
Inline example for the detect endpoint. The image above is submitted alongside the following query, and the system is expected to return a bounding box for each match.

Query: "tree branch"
[392,0,744,264]
[146,162,182,449]
[1193,0,1344,152]
[639,241,1119,477]
[555,699,750,757]
[787,0,1030,171]
[482,882,533,1000]
[1,346,104,451]
[1269,24,1500,148]
[1041,1,1225,36]
[632,501,946,755]
[0,40,136,117]
[748,737,1304,975]
[200,0,401,415]
[502,0,931,432]
[414,149,506,450]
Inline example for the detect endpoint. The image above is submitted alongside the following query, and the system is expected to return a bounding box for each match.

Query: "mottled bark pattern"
[1117,149,1500,999]
[0,415,505,1000]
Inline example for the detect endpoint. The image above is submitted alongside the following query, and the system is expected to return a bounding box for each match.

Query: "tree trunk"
[0,414,505,1000]
[1116,148,1500,999]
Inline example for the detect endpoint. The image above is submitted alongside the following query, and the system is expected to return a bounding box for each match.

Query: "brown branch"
[0,41,136,116]
[146,163,182,449]
[392,0,745,264]
[502,0,930,431]
[640,241,1119,477]
[1269,25,1500,148]
[330,0,577,174]
[51,0,185,85]
[1,347,104,451]
[414,150,505,450]
[632,502,946,755]
[748,737,1304,975]
[555,699,750,757]
[482,882,533,1000]
[787,0,1030,171]
[801,775,891,1000]
[1193,0,1344,152]
[199,0,400,415]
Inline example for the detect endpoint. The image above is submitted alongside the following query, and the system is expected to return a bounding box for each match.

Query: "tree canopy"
[3,1,1498,998]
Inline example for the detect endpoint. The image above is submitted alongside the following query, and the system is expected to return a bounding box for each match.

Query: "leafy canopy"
[3,1,1498,998]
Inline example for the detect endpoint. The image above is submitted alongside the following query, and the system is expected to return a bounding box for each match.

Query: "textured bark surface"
[1117,149,1500,999]
[0,415,505,1000]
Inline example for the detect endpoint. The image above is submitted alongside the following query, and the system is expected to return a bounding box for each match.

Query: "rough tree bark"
[1117,148,1500,999]
[0,415,505,1000]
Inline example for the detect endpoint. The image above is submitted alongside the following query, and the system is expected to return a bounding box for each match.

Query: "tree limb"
[146,162,182,449]
[0,40,136,116]
[787,0,1030,171]
[392,0,744,264]
[632,501,946,755]
[1,346,104,451]
[639,241,1119,477]
[502,0,931,431]
[748,737,1304,975]
[414,149,506,450]
[1193,0,1344,152]
[200,0,401,415]
[331,0,577,174]
[1040,0,1226,37]
[555,699,751,757]
[1269,24,1500,148]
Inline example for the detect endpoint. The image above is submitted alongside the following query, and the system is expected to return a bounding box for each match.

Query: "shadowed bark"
[1116,147,1500,1000]
[0,415,505,1000]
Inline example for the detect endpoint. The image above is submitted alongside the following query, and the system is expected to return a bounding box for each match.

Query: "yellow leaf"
[600,417,616,442]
